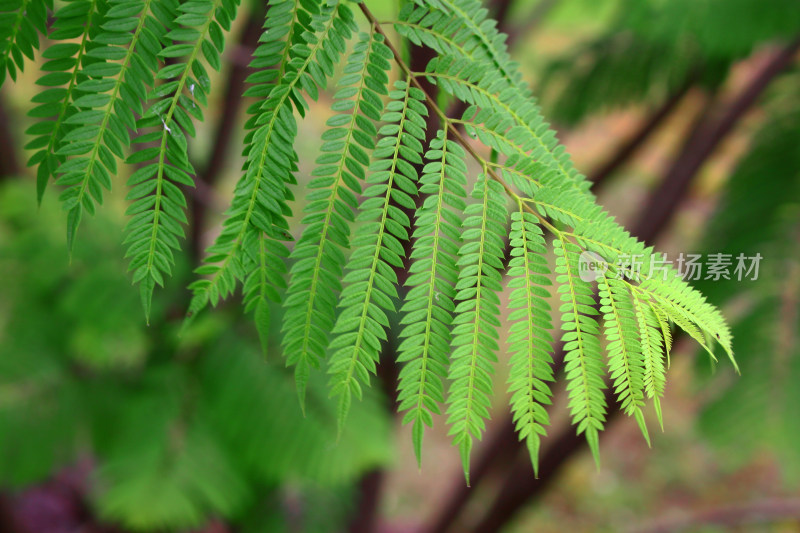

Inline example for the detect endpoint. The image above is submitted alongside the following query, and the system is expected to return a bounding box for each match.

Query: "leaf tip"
[66,206,81,257]
[412,418,424,470]
[335,390,352,440]
[586,427,601,469]
[139,277,154,325]
[653,397,664,432]
[295,364,309,417]
[634,408,651,448]
[525,437,540,478]
[254,299,270,358]
[458,436,472,487]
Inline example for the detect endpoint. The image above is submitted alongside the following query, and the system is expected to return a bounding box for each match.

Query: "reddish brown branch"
[489,0,515,35]
[421,416,518,533]
[590,79,694,191]
[633,36,800,241]
[348,470,386,533]
[0,91,20,178]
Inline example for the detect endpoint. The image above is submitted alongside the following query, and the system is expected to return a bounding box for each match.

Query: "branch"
[0,90,20,178]
[488,0,515,35]
[445,0,556,124]
[360,4,562,230]
[421,416,519,533]
[632,35,800,241]
[589,78,694,191]
[348,470,386,533]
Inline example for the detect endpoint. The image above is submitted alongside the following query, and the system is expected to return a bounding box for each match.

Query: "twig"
[444,0,557,124]
[360,3,573,238]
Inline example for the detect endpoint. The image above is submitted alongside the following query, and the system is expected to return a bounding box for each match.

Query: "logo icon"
[578,251,608,282]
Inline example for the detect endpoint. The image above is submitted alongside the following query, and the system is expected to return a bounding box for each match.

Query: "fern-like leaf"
[241,0,313,129]
[0,0,50,86]
[396,129,466,466]
[424,55,591,196]
[188,1,355,331]
[126,0,239,319]
[283,30,390,408]
[328,76,423,431]
[52,0,174,297]
[632,288,667,428]
[506,204,553,475]
[529,169,734,367]
[26,0,106,212]
[447,175,508,484]
[554,236,607,465]
[435,0,521,86]
[598,273,649,444]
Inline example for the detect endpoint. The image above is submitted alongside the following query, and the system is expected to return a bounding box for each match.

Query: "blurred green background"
[0,0,799,531]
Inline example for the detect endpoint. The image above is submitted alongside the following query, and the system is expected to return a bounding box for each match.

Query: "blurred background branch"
[0,92,19,178]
